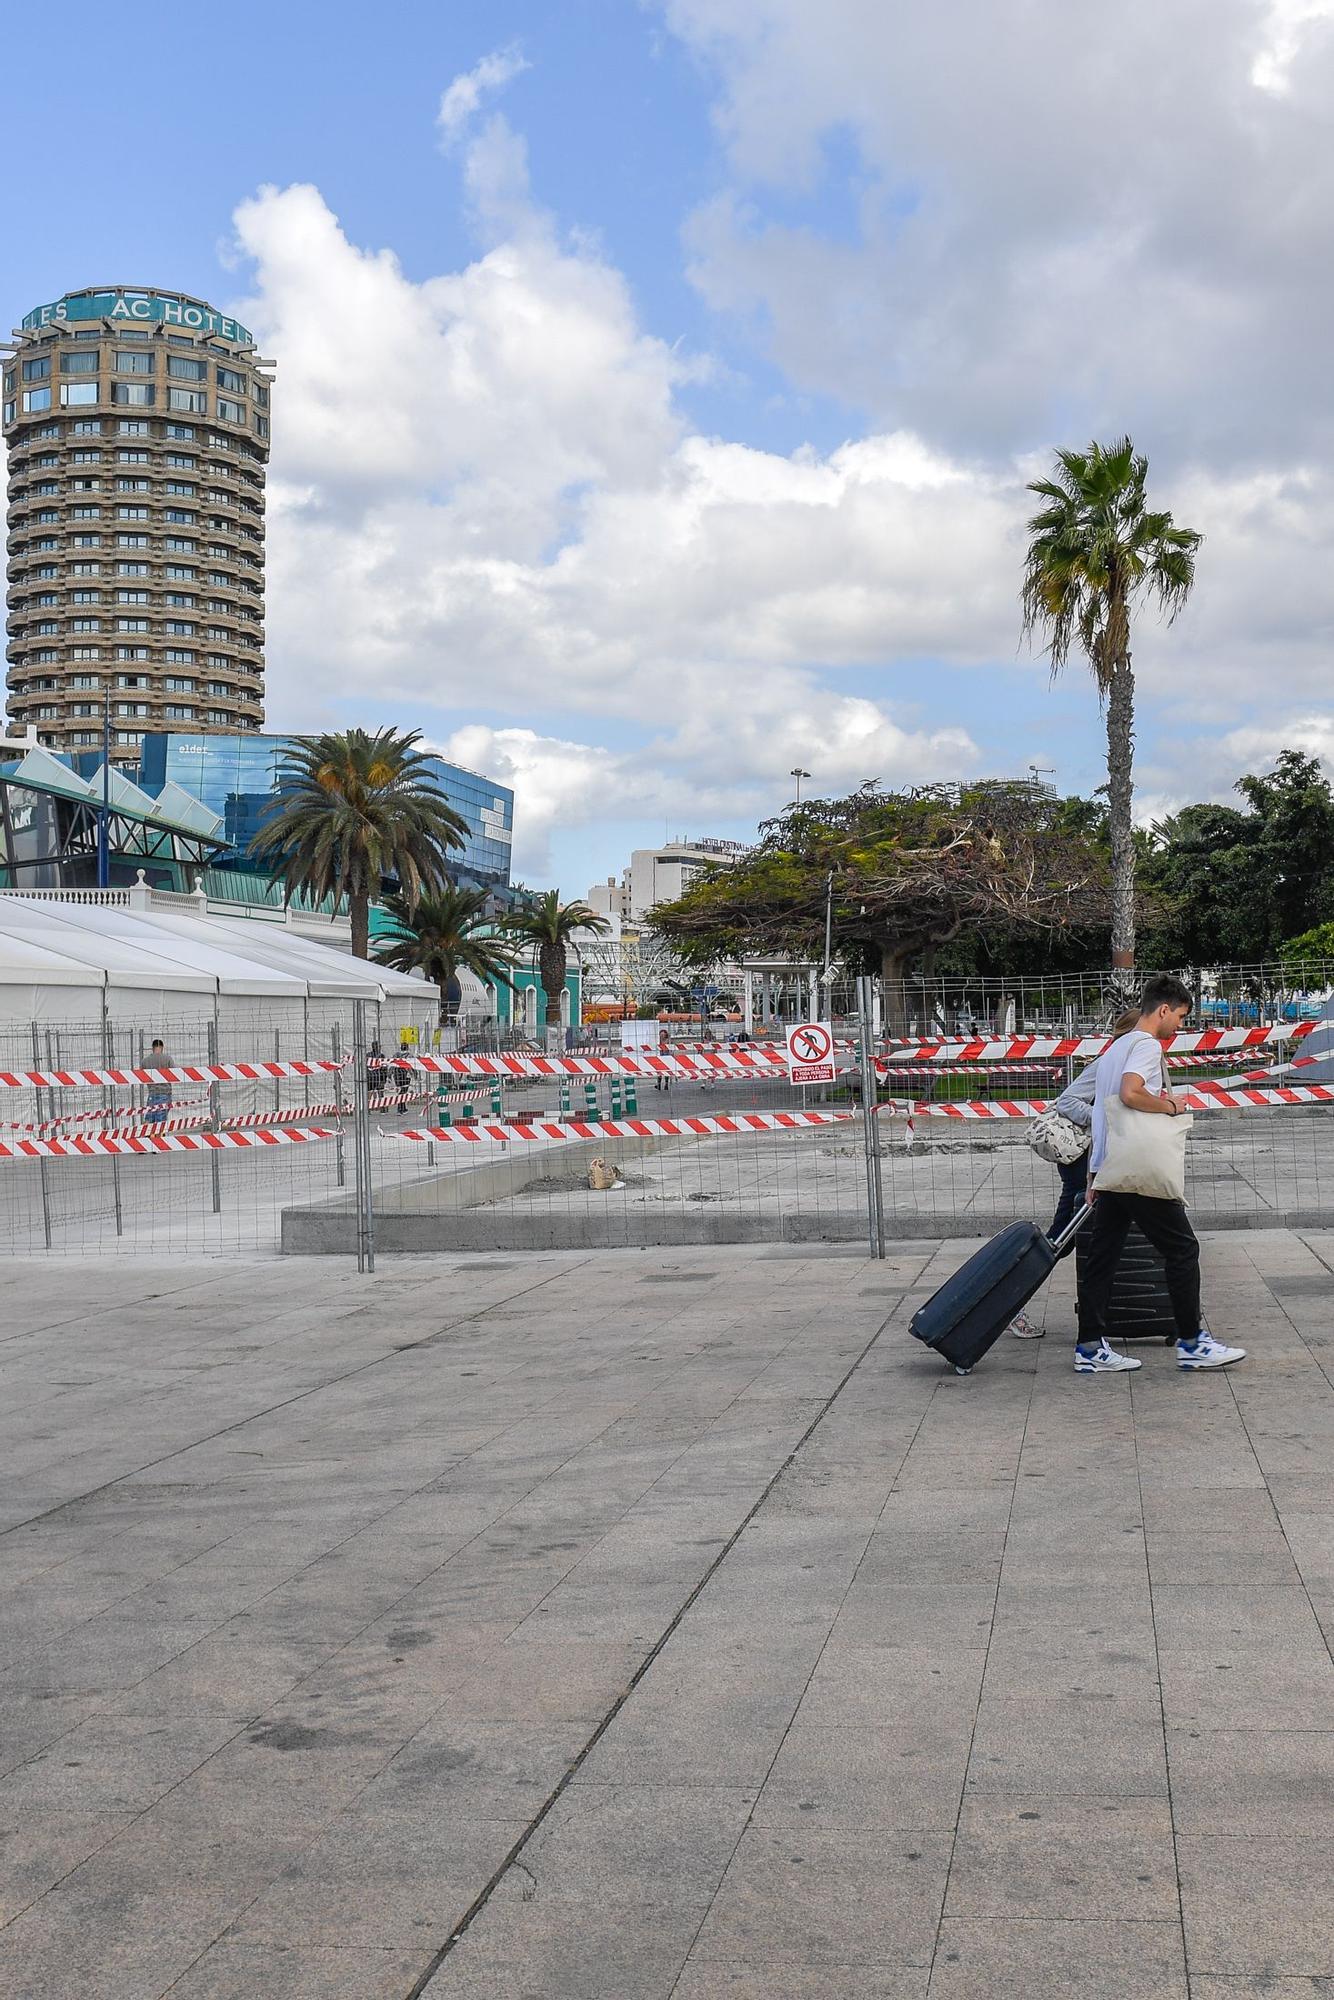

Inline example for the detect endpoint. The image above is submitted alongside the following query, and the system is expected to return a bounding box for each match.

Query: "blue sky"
[10,0,1334,891]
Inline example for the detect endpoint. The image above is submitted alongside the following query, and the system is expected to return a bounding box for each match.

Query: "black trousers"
[1076,1192,1201,1345]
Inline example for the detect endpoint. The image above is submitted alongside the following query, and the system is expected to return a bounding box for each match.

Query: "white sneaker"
[1074,1341,1142,1374]
[1177,1331,1246,1369]
[1009,1310,1043,1338]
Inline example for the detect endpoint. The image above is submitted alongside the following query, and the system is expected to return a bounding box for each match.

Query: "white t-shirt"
[1090,1030,1165,1175]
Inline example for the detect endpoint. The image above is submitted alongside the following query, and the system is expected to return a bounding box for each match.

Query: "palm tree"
[1022,437,1201,979]
[505,891,610,1048]
[249,728,468,958]
[374,885,518,1020]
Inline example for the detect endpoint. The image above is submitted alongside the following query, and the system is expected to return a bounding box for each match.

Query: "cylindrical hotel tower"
[3,286,273,764]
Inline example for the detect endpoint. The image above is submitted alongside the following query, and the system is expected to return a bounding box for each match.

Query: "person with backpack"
[1073,974,1246,1376]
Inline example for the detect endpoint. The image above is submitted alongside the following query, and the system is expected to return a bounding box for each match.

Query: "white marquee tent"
[0,897,439,1104]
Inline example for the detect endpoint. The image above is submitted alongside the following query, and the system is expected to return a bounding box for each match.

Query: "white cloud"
[225,66,1334,886]
[436,44,530,146]
[659,0,1334,467]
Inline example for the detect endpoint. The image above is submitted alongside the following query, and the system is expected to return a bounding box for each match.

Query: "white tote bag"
[1093,1096,1193,1202]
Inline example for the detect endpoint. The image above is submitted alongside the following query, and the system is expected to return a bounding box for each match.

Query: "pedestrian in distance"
[1073,973,1246,1376]
[1009,1006,1140,1338]
[143,1037,173,1128]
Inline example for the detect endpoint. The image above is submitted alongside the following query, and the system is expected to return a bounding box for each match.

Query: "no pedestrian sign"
[786,1021,836,1085]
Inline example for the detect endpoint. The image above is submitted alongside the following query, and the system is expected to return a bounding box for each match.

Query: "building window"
[164,422,196,440]
[117,617,149,632]
[164,676,195,693]
[117,418,148,436]
[116,562,148,577]
[207,679,232,694]
[23,388,52,413]
[35,620,58,635]
[165,620,195,636]
[71,675,100,690]
[70,589,100,604]
[117,448,148,464]
[168,388,207,414]
[71,646,102,661]
[164,704,195,720]
[216,365,245,393]
[70,703,98,718]
[69,561,98,576]
[60,383,99,407]
[115,731,143,746]
[22,356,51,381]
[116,648,149,662]
[164,537,196,554]
[111,383,154,407]
[36,509,59,524]
[36,592,59,606]
[70,505,101,520]
[165,453,196,470]
[71,618,100,632]
[164,480,196,497]
[70,477,100,491]
[165,564,196,581]
[164,508,195,525]
[167,355,207,382]
[70,534,101,548]
[117,703,150,718]
[114,350,154,374]
[117,477,149,492]
[71,449,102,465]
[117,673,147,687]
[32,649,58,663]
[117,589,149,604]
[253,384,270,409]
[2,400,15,423]
[164,647,195,664]
[207,710,231,724]
[35,706,59,720]
[116,534,148,548]
[117,505,149,520]
[61,349,99,374]
[216,397,245,425]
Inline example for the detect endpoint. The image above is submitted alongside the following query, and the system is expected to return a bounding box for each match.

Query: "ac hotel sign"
[21,289,254,346]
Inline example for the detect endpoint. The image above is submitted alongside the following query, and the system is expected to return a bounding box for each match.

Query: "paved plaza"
[2,1236,1334,1996]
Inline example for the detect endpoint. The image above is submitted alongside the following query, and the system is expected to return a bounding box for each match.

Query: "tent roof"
[0,897,438,1003]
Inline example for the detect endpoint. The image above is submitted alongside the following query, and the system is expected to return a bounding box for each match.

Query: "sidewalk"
[1,1235,1332,1996]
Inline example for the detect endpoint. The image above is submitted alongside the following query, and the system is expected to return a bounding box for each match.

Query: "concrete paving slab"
[2,1239,1334,1995]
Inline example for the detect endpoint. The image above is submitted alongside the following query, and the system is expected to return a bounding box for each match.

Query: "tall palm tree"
[505,891,609,1048]
[374,885,518,1020]
[1022,437,1201,978]
[249,728,468,958]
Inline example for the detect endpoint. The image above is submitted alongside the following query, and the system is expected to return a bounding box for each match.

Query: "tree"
[374,885,518,1020]
[504,891,610,1048]
[250,728,467,958]
[1142,750,1334,965]
[650,780,1112,1031]
[1022,437,1201,981]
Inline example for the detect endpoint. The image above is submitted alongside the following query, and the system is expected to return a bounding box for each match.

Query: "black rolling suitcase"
[910,1208,1089,1373]
[1075,1222,1176,1343]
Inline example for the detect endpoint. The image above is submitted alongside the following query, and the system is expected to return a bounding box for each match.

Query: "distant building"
[590,837,748,926]
[134,732,515,896]
[3,285,273,763]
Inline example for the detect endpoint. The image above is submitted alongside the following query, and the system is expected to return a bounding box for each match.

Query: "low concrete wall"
[280,1200,1326,1256]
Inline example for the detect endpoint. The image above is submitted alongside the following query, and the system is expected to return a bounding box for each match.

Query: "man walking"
[143,1038,173,1129]
[1074,974,1246,1376]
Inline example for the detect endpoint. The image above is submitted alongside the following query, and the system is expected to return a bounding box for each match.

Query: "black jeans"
[1049,1154,1089,1248]
[1076,1192,1201,1345]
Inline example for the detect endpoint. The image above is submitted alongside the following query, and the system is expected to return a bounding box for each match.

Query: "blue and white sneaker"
[1177,1331,1246,1369]
[1074,1341,1142,1374]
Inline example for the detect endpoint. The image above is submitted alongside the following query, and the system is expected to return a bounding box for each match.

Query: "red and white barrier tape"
[880,1082,1334,1119]
[0,1124,340,1161]
[396,1109,860,1146]
[0,1057,352,1092]
[873,1023,1317,1065]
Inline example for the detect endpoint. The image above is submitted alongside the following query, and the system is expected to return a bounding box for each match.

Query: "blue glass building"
[135,732,513,893]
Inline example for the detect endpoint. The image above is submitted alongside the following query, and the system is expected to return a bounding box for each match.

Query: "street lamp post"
[790,766,811,806]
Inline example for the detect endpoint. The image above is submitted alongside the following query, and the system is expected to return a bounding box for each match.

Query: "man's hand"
[1120,1071,1180,1115]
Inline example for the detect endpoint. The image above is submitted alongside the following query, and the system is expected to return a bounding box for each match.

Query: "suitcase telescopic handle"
[1049,1201,1093,1256]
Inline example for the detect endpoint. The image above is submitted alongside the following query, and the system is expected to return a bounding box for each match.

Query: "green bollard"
[435,1083,452,1129]
[559,1078,571,1119]
[584,1078,599,1120]
[490,1081,503,1118]
[611,1076,623,1119]
[625,1077,638,1117]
